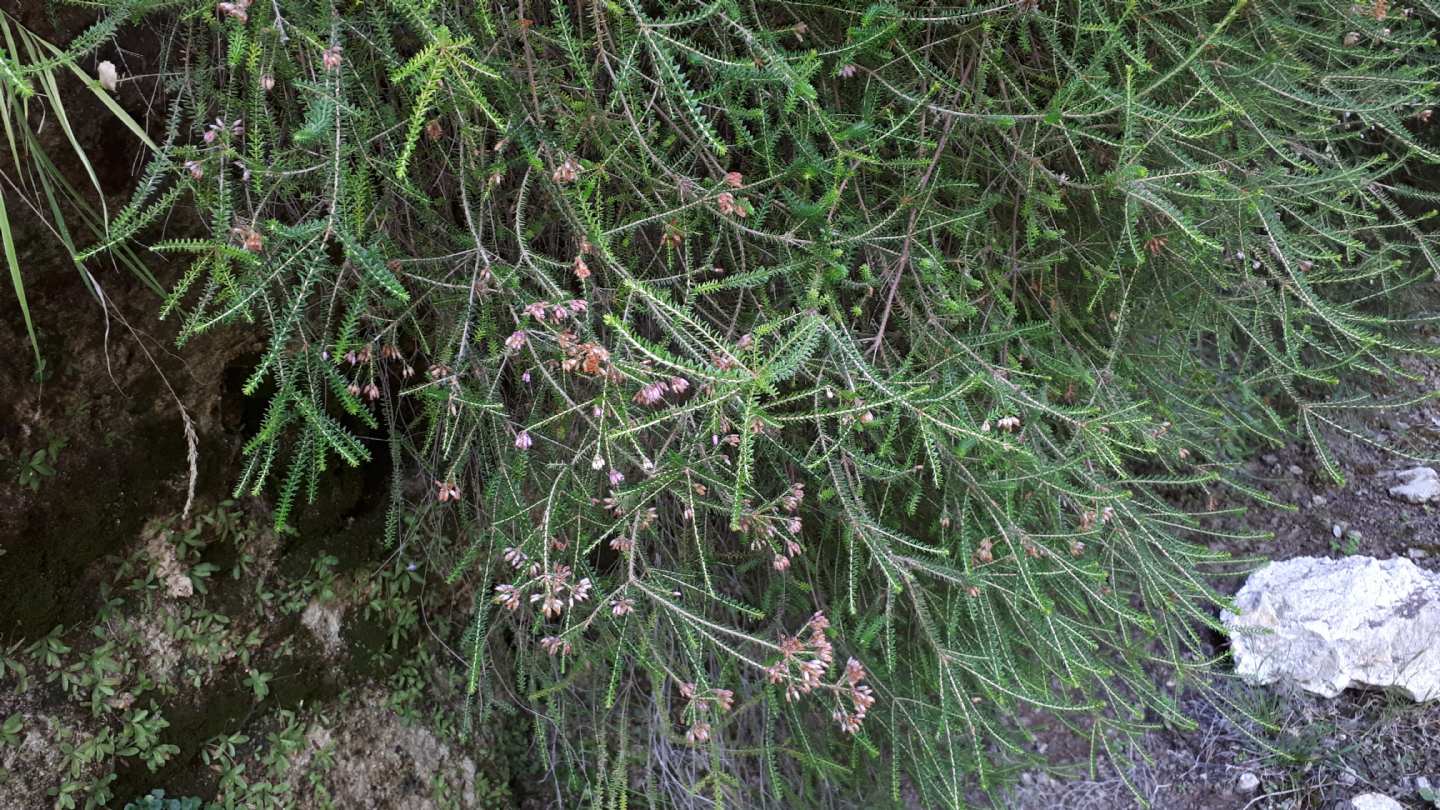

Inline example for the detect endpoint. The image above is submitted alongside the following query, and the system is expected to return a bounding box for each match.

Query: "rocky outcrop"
[1387,466,1440,504]
[1222,556,1440,701]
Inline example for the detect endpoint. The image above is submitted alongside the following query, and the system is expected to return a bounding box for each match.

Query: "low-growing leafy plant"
[0,712,21,747]
[243,668,273,702]
[123,790,206,810]
[14,435,66,491]
[1330,528,1363,556]
[6,0,1440,806]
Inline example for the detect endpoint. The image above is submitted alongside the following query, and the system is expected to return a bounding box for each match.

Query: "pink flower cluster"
[632,376,690,406]
[217,0,251,22]
[766,611,834,703]
[686,721,710,744]
[736,482,805,571]
[347,381,382,401]
[764,612,875,735]
[679,681,735,713]
[697,333,751,375]
[204,117,243,143]
[435,480,460,502]
[493,553,592,621]
[604,503,657,553]
[523,299,588,323]
[552,155,581,184]
[715,192,748,218]
[1077,505,1116,531]
[344,345,373,365]
[558,332,610,376]
[832,658,876,735]
[680,681,736,745]
[340,343,413,400]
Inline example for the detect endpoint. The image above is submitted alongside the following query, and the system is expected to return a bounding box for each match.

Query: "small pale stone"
[1332,524,1344,539]
[1222,556,1440,701]
[1350,794,1403,810]
[1288,464,1304,475]
[96,60,118,92]
[167,574,193,599]
[1236,772,1260,793]
[302,599,344,656]
[1312,495,1328,507]
[1389,467,1440,504]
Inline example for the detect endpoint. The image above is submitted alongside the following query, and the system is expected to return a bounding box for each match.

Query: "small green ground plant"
[0,500,510,808]
[0,504,268,808]
[14,435,66,491]
[5,0,1440,806]
[123,790,205,810]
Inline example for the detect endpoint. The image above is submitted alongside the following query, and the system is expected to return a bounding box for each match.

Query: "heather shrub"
[5,0,1439,805]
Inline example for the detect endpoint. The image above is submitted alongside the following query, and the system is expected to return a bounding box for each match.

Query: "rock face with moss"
[1223,556,1440,701]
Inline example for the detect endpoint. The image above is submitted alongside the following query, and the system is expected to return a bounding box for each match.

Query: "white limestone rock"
[1349,794,1403,810]
[96,60,118,92]
[1221,556,1440,701]
[1388,466,1440,504]
[301,598,344,656]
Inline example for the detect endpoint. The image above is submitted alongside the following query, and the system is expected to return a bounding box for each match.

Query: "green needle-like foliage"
[15,0,1440,805]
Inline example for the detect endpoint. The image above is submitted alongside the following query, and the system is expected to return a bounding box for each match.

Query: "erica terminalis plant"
[17,0,1440,805]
